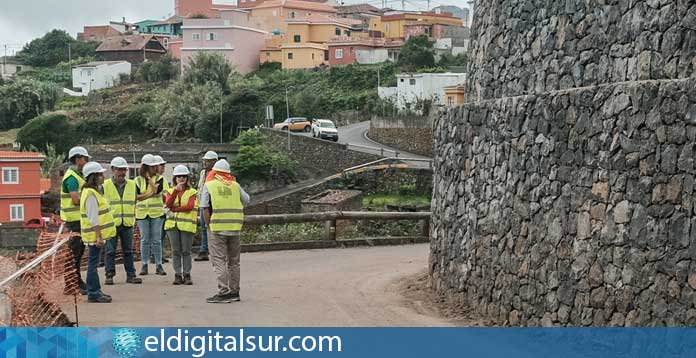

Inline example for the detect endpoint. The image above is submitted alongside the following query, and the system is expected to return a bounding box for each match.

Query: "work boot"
[183,273,193,285]
[194,252,209,261]
[221,291,240,302]
[126,276,142,284]
[173,274,184,285]
[155,265,167,276]
[139,265,148,276]
[88,295,112,303]
[206,293,232,304]
[104,276,114,285]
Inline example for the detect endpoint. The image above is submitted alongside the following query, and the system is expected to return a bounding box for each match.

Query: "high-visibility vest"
[206,179,244,232]
[135,176,165,219]
[60,168,86,223]
[103,178,137,227]
[164,188,198,234]
[80,188,116,243]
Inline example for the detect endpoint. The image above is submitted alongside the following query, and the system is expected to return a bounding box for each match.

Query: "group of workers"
[60,146,250,304]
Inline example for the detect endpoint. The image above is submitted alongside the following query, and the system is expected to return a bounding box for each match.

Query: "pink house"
[181,10,268,74]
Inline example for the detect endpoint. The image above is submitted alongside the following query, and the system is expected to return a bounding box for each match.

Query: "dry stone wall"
[431,0,696,326]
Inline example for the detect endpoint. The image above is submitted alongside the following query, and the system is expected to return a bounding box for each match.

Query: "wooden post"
[325,220,337,241]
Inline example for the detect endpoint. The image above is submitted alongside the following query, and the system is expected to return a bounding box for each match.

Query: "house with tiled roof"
[0,151,46,224]
[336,3,384,30]
[96,35,167,64]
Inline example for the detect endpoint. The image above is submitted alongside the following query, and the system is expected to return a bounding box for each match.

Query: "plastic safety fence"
[77,227,143,270]
[0,230,77,327]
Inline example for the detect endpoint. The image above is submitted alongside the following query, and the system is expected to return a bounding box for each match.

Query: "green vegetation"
[0,80,60,130]
[183,52,232,92]
[241,223,325,244]
[231,129,297,183]
[397,35,436,71]
[16,113,76,154]
[135,55,179,83]
[18,29,99,67]
[362,194,431,208]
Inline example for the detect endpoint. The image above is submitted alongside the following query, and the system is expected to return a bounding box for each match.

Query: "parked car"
[273,117,312,132]
[312,119,339,141]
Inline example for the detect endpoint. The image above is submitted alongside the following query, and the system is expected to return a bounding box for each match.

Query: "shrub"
[231,129,296,183]
[136,55,179,83]
[17,113,76,154]
[0,80,60,129]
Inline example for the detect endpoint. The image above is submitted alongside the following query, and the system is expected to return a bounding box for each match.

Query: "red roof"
[287,13,360,27]
[0,151,46,160]
[82,25,123,40]
[96,35,167,53]
[40,178,51,193]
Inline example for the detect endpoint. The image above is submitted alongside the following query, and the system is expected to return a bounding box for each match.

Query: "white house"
[70,61,132,95]
[379,72,466,112]
[0,57,33,79]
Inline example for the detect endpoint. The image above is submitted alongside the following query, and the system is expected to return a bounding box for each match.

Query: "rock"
[509,310,520,326]
[592,182,609,201]
[688,274,696,290]
[589,262,604,287]
[613,200,632,224]
[577,212,592,239]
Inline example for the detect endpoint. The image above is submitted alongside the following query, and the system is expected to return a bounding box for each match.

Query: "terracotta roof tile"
[288,13,360,26]
[0,151,45,159]
[96,35,166,53]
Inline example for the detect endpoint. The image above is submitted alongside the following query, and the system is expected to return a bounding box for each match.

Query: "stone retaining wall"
[431,78,696,326]
[369,116,434,157]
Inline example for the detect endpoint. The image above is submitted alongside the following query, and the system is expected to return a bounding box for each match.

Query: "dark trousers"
[66,221,86,290]
[105,226,136,278]
[86,244,103,300]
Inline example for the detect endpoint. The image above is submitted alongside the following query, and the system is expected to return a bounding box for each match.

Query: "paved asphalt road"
[70,244,453,327]
[298,121,433,169]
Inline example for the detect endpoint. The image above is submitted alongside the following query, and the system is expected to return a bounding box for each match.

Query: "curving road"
[70,244,453,327]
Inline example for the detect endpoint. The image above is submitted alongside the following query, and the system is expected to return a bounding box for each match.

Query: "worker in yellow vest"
[80,162,116,303]
[61,146,90,295]
[151,155,170,265]
[194,151,219,262]
[102,157,143,285]
[135,154,167,276]
[164,165,198,285]
[200,159,250,303]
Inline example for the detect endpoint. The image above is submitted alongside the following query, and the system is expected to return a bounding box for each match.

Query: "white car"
[312,119,339,142]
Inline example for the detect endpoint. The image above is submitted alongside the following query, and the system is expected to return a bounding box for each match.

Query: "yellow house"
[249,0,338,33]
[369,11,463,39]
[443,84,465,107]
[260,13,364,69]
[281,43,328,69]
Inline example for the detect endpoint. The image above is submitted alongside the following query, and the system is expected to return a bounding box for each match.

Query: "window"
[290,11,296,18]
[294,35,301,43]
[207,32,217,41]
[192,33,201,41]
[288,52,294,60]
[10,204,24,222]
[409,79,416,85]
[335,49,343,59]
[2,167,18,184]
[16,66,22,73]
[266,52,271,57]
[345,30,351,37]
[335,28,341,36]
[312,53,315,60]
[448,96,455,106]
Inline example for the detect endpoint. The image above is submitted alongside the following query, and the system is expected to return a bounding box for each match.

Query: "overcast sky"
[0,0,468,54]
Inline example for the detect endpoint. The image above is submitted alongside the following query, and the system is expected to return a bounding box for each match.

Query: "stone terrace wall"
[467,1,696,101]
[261,128,382,177]
[431,78,696,326]
[369,116,434,157]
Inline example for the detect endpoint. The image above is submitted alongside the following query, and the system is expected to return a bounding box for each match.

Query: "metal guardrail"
[244,211,431,241]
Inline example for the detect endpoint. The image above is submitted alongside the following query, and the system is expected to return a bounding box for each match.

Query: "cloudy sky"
[0,0,468,54]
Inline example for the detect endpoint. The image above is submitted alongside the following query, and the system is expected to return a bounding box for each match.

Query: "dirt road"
[70,244,454,327]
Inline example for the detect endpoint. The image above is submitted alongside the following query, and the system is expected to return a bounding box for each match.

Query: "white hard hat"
[153,155,166,165]
[212,159,231,173]
[141,154,157,166]
[68,146,90,159]
[110,157,129,169]
[83,162,106,178]
[202,151,219,160]
[172,165,190,176]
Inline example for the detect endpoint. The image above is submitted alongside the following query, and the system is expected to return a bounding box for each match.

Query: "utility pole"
[2,45,6,77]
[220,102,223,143]
[68,43,71,63]
[285,87,290,151]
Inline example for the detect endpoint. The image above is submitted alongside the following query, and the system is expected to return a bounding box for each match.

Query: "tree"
[0,80,60,129]
[18,30,99,67]
[136,55,179,83]
[183,52,233,93]
[17,113,76,154]
[147,81,224,141]
[397,35,435,71]
[437,53,467,67]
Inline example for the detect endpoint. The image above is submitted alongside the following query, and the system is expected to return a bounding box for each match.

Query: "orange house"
[0,152,46,224]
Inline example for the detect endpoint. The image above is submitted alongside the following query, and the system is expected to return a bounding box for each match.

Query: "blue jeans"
[138,217,164,266]
[198,208,208,254]
[86,244,103,299]
[105,226,136,278]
